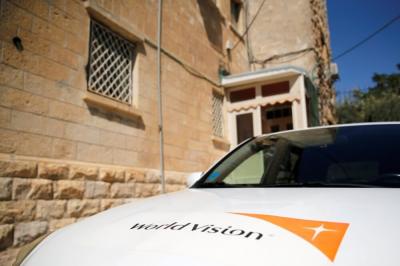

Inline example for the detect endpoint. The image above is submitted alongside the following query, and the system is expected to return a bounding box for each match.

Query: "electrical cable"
[251,47,316,65]
[144,38,220,87]
[333,13,400,61]
[231,0,267,50]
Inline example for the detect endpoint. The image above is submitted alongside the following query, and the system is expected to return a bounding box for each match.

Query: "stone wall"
[247,0,316,71]
[0,0,246,174]
[0,1,251,264]
[0,158,187,265]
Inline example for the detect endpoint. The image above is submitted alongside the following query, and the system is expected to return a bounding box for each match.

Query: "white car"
[15,123,400,266]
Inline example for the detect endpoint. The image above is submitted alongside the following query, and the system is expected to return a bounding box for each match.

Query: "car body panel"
[24,188,400,266]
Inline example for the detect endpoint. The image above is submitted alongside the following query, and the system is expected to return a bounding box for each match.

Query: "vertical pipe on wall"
[157,0,166,193]
[243,0,253,71]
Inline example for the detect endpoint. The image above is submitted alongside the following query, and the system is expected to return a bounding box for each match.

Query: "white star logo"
[304,224,336,241]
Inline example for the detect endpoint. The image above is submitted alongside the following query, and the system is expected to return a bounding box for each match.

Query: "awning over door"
[227,95,301,112]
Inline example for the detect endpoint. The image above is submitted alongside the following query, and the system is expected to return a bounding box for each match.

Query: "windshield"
[195,124,400,188]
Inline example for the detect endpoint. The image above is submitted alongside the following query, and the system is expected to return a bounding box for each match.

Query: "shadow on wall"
[196,0,224,52]
[88,106,146,130]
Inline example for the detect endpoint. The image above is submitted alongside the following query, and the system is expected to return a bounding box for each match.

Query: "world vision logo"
[130,222,263,240]
[233,213,349,262]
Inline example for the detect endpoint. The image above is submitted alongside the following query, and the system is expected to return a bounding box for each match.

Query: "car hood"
[24,188,400,266]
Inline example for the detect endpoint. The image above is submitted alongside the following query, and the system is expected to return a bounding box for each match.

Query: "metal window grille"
[212,92,224,137]
[88,20,135,104]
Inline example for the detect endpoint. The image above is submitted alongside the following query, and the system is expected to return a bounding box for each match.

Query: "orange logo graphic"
[233,213,349,262]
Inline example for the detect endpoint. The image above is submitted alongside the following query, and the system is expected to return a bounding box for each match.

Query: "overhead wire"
[144,38,220,87]
[333,13,400,61]
[251,47,316,65]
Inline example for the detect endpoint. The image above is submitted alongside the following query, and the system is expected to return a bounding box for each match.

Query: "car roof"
[260,122,400,138]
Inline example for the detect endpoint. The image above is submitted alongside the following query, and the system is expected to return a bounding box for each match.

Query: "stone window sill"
[212,136,231,151]
[83,92,142,118]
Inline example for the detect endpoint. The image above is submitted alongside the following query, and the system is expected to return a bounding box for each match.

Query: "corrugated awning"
[227,95,300,112]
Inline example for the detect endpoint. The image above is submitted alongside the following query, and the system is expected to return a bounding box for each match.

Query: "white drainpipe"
[157,0,165,193]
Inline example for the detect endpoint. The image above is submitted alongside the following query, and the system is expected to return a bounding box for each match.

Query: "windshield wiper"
[259,182,382,188]
[198,181,391,188]
[198,182,252,188]
[296,181,382,188]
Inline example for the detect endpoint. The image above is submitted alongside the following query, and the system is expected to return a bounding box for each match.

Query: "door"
[236,113,254,144]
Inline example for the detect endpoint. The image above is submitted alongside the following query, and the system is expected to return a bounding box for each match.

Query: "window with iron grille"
[212,92,224,137]
[88,20,135,104]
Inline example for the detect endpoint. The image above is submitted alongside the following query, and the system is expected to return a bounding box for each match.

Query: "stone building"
[0,0,334,264]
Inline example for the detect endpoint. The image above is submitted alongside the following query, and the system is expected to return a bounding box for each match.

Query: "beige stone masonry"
[134,183,162,198]
[98,168,125,183]
[166,184,187,193]
[35,200,66,220]
[66,199,100,218]
[110,183,136,199]
[38,163,69,180]
[53,180,85,199]
[0,224,14,251]
[84,181,110,199]
[49,218,76,232]
[0,178,12,200]
[100,199,131,211]
[0,161,37,178]
[0,156,188,264]
[13,221,48,247]
[0,201,36,224]
[70,165,98,180]
[125,169,146,182]
[0,248,19,266]
[12,178,53,200]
